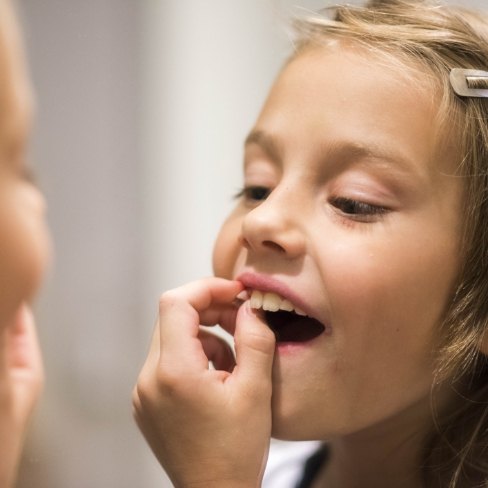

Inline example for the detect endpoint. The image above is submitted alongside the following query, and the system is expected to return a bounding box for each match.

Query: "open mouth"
[242,290,326,343]
[264,310,325,343]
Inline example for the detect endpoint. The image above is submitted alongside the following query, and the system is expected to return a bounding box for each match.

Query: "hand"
[0,305,44,488]
[133,278,276,488]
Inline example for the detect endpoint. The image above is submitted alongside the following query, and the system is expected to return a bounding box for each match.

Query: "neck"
[319,433,424,488]
[314,397,437,488]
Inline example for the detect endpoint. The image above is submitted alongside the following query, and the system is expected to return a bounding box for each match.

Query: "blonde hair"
[293,1,488,486]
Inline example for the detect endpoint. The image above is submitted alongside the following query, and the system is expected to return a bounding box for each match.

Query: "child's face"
[213,45,464,439]
[0,6,50,326]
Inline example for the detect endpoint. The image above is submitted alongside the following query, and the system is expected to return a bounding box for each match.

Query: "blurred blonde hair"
[293,1,488,486]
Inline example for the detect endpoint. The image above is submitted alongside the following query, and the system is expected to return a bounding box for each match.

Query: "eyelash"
[234,185,271,202]
[330,197,388,220]
[234,187,389,222]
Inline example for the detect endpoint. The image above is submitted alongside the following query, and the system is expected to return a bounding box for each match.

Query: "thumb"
[233,301,275,390]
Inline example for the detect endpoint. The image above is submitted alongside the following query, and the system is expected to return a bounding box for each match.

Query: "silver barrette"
[450,68,488,98]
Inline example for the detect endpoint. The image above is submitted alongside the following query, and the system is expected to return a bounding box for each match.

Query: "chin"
[271,423,306,441]
[271,416,326,441]
[270,390,348,441]
[270,398,327,441]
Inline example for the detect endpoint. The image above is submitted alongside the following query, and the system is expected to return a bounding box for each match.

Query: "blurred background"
[14,0,486,486]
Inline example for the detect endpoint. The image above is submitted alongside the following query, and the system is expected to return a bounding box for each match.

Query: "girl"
[133,1,488,486]
[0,0,50,486]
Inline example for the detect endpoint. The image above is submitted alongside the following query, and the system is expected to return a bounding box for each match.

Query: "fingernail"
[236,290,249,301]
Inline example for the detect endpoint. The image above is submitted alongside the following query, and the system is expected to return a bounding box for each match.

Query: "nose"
[241,189,306,259]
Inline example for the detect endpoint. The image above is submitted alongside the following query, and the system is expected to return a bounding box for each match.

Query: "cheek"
[280,237,461,436]
[212,215,243,279]
[323,233,460,351]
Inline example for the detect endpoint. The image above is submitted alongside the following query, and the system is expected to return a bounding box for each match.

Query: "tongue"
[265,311,325,343]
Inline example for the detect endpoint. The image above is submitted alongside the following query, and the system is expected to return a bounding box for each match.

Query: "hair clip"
[450,68,488,98]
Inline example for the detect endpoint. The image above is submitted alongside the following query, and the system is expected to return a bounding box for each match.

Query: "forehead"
[270,44,437,129]
[254,44,459,177]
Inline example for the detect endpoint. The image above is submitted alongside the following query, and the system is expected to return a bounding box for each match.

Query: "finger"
[198,329,235,372]
[158,279,242,369]
[232,302,275,392]
[161,278,243,319]
[8,305,43,373]
[197,304,239,330]
[7,305,44,419]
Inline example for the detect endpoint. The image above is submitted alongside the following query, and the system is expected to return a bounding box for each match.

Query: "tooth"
[249,289,309,315]
[250,290,263,309]
[262,292,281,312]
[280,299,294,312]
[236,290,249,301]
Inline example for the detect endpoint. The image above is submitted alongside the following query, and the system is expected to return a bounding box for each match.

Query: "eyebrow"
[244,130,283,163]
[322,140,419,176]
[244,129,423,180]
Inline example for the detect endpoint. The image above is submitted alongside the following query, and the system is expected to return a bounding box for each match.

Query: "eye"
[331,197,388,221]
[235,185,271,202]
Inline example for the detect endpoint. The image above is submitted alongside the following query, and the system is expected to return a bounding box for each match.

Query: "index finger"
[158,278,242,367]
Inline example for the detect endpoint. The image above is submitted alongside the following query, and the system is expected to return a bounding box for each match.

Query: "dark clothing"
[294,446,329,488]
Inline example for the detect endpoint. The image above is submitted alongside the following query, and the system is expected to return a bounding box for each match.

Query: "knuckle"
[131,386,142,413]
[154,363,187,397]
[135,360,187,404]
[154,367,180,392]
[158,290,180,310]
[133,373,153,406]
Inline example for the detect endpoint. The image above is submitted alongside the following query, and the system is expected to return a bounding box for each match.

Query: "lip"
[236,271,325,325]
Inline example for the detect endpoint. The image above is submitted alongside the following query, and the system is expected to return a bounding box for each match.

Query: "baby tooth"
[280,299,294,312]
[295,307,307,316]
[262,292,282,312]
[250,290,263,309]
[236,290,249,301]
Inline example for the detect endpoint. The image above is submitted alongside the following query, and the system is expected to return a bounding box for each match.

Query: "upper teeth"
[248,290,307,316]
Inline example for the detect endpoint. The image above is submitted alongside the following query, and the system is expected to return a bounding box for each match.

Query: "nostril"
[242,237,286,253]
[242,237,251,250]
[262,240,286,253]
